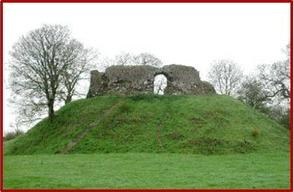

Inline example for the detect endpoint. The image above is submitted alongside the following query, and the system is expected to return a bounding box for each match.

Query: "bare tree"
[58,41,97,104]
[113,52,163,67]
[10,24,92,121]
[114,53,134,65]
[133,53,163,67]
[257,45,290,102]
[208,59,243,96]
[236,45,290,128]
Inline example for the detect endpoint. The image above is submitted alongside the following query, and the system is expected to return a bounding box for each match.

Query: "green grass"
[5,95,288,155]
[4,95,290,189]
[4,152,289,189]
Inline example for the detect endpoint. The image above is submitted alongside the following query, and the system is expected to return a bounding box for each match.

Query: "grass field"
[4,152,289,189]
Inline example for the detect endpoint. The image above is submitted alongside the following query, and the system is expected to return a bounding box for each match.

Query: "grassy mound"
[5,95,289,155]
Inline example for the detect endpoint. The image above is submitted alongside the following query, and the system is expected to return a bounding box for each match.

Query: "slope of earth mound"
[5,95,289,155]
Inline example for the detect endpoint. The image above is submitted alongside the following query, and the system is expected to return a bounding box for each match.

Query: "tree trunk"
[48,98,55,121]
[65,95,72,104]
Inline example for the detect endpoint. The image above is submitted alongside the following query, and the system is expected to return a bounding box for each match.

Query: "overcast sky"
[3,3,290,133]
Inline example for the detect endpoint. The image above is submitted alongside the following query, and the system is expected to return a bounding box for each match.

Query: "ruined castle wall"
[87,64,215,97]
[87,70,106,97]
[162,65,200,82]
[104,65,158,95]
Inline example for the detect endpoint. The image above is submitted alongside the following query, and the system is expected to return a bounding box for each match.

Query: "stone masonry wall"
[87,64,215,97]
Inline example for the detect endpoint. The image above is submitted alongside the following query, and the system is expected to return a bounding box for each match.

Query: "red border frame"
[0,0,292,2]
[291,1,294,192]
[0,1,292,192]
[1,1,4,192]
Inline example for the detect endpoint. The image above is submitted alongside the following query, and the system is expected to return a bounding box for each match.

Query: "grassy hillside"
[5,95,289,155]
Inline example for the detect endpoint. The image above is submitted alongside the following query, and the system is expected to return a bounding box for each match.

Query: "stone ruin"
[87,64,215,97]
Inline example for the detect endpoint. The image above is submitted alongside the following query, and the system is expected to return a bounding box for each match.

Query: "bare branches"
[236,44,290,128]
[133,53,163,67]
[9,24,94,123]
[208,59,243,96]
[113,52,163,67]
[58,41,98,104]
[114,53,134,65]
[257,45,290,102]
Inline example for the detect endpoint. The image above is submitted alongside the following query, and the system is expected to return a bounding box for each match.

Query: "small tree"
[208,59,243,96]
[237,76,270,110]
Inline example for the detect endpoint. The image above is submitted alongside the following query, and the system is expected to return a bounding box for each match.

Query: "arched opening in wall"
[154,74,167,95]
